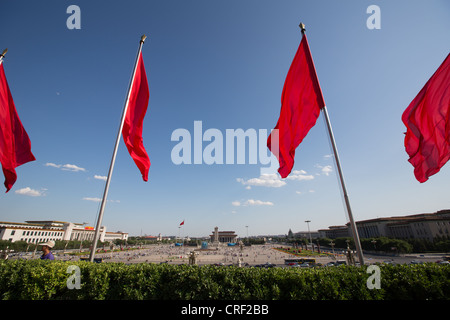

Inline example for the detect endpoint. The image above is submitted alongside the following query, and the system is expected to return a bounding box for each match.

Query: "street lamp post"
[305,220,312,250]
[329,241,335,255]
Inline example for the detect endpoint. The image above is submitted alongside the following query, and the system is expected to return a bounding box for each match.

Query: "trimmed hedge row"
[0,260,448,300]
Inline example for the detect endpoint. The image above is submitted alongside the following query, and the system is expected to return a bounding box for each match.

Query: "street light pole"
[245,225,249,244]
[329,241,335,255]
[305,220,312,249]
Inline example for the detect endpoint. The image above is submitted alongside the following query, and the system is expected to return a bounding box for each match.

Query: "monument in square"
[210,227,237,247]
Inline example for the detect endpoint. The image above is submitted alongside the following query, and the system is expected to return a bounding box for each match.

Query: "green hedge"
[0,260,448,300]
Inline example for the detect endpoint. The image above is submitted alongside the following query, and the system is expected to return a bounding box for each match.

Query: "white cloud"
[45,162,61,168]
[61,164,86,172]
[245,199,273,206]
[237,174,286,188]
[324,154,333,159]
[94,175,107,181]
[321,165,333,176]
[232,199,274,207]
[285,170,315,181]
[82,197,119,203]
[315,164,333,176]
[83,197,102,202]
[15,187,45,197]
[296,190,316,195]
[45,162,86,172]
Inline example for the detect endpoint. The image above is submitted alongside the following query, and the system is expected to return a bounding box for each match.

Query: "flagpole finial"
[0,48,7,59]
[299,23,306,34]
[140,35,147,44]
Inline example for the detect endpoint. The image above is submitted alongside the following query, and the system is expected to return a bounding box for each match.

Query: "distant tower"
[214,226,219,243]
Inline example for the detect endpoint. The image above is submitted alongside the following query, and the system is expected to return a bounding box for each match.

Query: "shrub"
[0,260,448,300]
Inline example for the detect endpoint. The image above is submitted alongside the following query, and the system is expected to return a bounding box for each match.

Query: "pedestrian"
[39,241,55,260]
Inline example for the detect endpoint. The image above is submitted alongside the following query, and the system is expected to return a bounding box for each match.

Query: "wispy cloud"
[285,170,315,181]
[94,175,107,181]
[82,197,120,203]
[62,164,86,172]
[237,174,286,188]
[83,197,102,202]
[45,163,61,169]
[315,165,333,176]
[237,170,314,190]
[232,199,274,207]
[45,162,86,172]
[321,166,333,176]
[296,190,315,195]
[15,187,45,197]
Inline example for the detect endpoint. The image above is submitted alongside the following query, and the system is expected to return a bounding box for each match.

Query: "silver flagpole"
[299,23,365,265]
[0,48,8,65]
[321,105,365,265]
[89,35,147,262]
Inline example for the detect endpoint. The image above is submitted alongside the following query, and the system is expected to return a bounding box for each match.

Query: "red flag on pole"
[180,220,184,226]
[0,61,35,192]
[402,53,450,183]
[267,33,325,178]
[122,51,151,181]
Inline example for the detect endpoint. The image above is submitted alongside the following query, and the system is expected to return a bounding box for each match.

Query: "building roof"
[0,226,63,231]
[387,215,450,226]
[354,212,450,225]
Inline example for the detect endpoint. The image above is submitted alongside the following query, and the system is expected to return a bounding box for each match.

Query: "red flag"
[267,34,325,178]
[0,62,35,192]
[402,53,450,183]
[122,51,151,181]
[180,220,184,226]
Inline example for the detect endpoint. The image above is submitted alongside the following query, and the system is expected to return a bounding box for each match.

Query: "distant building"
[318,209,450,241]
[385,210,450,241]
[293,231,320,239]
[318,225,349,239]
[209,227,237,243]
[0,220,128,244]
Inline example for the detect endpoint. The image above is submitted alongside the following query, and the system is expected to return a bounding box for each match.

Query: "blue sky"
[1,1,449,238]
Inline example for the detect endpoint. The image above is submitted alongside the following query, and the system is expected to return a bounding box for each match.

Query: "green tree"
[287,229,294,239]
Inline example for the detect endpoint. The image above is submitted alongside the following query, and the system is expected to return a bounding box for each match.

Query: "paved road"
[8,243,448,266]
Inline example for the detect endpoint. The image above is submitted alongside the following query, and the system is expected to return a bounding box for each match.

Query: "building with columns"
[209,227,238,243]
[318,209,450,241]
[0,220,128,244]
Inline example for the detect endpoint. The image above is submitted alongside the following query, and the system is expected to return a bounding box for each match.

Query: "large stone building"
[317,225,350,239]
[318,209,450,241]
[209,227,238,243]
[0,220,128,244]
